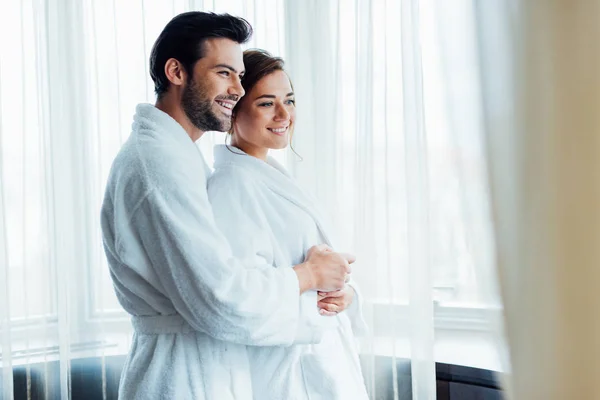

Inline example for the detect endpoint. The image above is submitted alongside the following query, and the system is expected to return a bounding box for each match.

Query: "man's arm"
[118,176,350,346]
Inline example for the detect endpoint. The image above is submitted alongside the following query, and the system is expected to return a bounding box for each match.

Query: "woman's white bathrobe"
[208,145,370,400]
[101,104,324,400]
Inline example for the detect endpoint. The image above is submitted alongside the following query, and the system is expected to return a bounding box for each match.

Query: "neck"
[230,136,269,161]
[155,98,205,142]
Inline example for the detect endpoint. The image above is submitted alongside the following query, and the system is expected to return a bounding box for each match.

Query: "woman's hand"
[317,285,355,316]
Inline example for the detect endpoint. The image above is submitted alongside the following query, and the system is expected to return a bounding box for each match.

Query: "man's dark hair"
[150,12,252,98]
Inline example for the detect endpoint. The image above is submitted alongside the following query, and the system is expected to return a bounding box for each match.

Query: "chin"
[271,141,288,150]
[218,118,232,132]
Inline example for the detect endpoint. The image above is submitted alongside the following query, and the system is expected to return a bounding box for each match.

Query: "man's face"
[181,38,245,132]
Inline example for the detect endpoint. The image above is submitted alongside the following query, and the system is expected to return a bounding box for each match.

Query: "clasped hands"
[317,284,355,316]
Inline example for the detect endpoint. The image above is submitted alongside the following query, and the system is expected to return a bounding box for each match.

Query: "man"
[101,12,353,399]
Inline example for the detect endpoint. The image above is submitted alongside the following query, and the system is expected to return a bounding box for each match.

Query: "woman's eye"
[259,102,274,107]
[285,99,296,105]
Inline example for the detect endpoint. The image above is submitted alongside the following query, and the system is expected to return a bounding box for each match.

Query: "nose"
[274,103,290,121]
[228,75,245,98]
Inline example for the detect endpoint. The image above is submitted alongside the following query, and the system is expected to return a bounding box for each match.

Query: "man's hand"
[292,244,355,293]
[317,285,355,316]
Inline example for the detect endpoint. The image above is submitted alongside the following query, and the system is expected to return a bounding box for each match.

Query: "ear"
[164,58,187,88]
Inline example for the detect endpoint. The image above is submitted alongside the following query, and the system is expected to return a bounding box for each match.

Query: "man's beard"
[181,77,232,132]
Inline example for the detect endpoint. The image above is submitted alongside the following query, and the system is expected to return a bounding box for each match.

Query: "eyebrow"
[213,64,245,75]
[255,92,295,100]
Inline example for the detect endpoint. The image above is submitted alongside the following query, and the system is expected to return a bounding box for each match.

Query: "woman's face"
[231,70,295,159]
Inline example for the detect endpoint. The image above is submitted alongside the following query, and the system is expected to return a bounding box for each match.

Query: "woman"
[207,49,369,400]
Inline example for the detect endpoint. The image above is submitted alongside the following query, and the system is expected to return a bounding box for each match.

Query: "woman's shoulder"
[207,162,262,204]
[209,161,254,187]
[207,161,269,219]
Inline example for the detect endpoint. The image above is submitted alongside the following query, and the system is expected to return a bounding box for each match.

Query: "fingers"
[305,245,355,292]
[336,253,353,274]
[318,297,342,307]
[318,302,341,314]
[318,289,344,298]
[307,244,332,257]
[311,245,352,260]
[319,244,333,252]
[319,309,337,316]
[339,252,356,264]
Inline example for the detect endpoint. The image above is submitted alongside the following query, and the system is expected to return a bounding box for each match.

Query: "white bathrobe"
[208,145,370,400]
[101,104,324,400]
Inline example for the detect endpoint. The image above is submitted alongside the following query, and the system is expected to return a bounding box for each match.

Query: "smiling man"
[100,12,354,400]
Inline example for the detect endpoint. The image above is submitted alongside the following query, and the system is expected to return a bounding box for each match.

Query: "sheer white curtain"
[284,0,502,399]
[1,0,503,399]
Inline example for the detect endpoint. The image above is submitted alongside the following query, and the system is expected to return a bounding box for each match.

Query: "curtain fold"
[430,0,509,379]
[476,1,600,399]
[400,0,436,397]
[0,62,13,397]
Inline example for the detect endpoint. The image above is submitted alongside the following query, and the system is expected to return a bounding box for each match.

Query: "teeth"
[217,101,233,109]
[270,127,287,133]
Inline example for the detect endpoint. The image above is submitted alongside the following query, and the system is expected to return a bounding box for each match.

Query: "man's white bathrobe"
[101,104,324,400]
[208,145,370,400]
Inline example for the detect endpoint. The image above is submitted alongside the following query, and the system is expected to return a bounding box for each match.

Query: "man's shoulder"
[111,136,141,171]
[113,131,205,190]
[103,137,152,208]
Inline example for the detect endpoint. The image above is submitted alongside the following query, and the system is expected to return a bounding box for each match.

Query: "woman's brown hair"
[239,49,290,99]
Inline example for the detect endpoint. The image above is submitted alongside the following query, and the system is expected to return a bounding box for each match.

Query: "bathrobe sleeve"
[114,157,321,347]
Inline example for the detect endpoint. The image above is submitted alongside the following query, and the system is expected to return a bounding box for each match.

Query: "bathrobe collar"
[133,103,211,179]
[213,144,336,247]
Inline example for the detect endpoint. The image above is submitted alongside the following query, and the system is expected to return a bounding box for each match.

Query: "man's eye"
[219,71,230,77]
[259,102,274,107]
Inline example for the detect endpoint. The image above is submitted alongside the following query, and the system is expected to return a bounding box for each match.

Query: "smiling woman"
[229,50,296,160]
[207,48,370,399]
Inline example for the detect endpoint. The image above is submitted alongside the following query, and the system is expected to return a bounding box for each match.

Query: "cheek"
[234,111,266,142]
[207,77,226,95]
[248,109,273,132]
[195,77,215,98]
